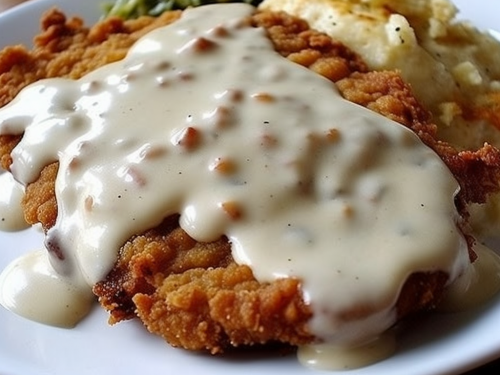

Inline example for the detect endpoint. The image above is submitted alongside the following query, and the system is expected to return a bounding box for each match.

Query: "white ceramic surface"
[0,0,499,374]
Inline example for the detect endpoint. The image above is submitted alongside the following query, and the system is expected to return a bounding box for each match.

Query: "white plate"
[0,0,499,374]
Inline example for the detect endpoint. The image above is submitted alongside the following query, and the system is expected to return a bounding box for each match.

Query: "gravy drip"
[0,172,29,231]
[439,242,500,312]
[0,3,470,364]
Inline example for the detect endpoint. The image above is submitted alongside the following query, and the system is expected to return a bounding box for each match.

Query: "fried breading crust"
[1,8,498,353]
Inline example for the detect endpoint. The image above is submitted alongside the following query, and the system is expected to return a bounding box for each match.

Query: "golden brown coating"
[0,9,181,107]
[1,7,499,354]
[23,162,58,231]
[96,216,313,352]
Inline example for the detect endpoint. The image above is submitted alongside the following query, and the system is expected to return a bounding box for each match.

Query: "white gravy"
[439,242,500,312]
[0,250,94,328]
[298,331,396,370]
[0,2,480,368]
[0,172,29,231]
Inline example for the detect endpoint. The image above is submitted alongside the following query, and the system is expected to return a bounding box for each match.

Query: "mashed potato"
[260,0,500,236]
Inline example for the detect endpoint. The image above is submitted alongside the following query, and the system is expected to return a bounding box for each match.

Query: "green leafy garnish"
[102,0,263,19]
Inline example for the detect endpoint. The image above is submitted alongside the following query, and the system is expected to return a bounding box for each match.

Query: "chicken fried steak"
[1,3,500,364]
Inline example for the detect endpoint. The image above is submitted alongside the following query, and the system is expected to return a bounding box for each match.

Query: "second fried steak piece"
[1,8,500,353]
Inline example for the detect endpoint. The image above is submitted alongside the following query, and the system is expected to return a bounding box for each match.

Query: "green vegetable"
[102,0,264,19]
